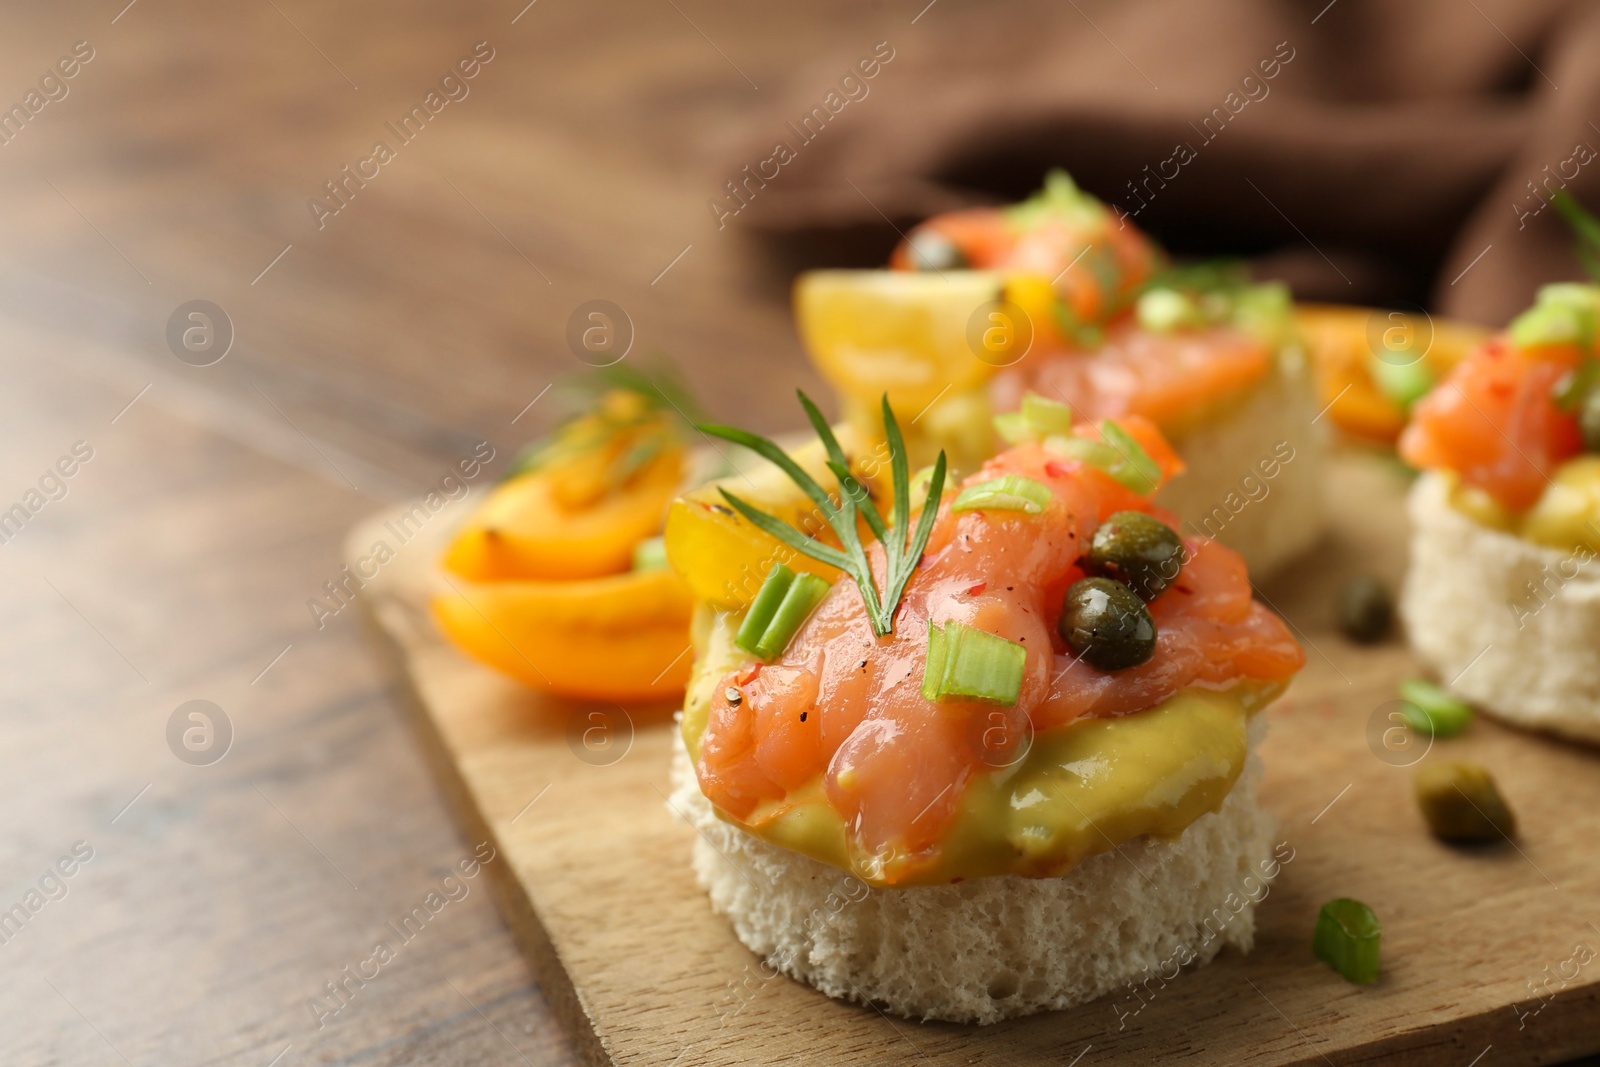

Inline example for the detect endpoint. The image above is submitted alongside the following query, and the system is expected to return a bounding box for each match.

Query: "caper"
[905,229,967,272]
[1580,388,1600,452]
[1087,511,1185,601]
[1337,575,1392,644]
[1058,577,1157,671]
[1413,761,1516,843]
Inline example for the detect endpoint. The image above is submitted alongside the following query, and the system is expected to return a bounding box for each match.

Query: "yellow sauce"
[682,607,1283,887]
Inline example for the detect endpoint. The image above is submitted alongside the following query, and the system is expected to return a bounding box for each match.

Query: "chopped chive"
[921,620,1027,705]
[1510,302,1593,350]
[1097,420,1162,493]
[952,474,1052,515]
[1020,393,1075,436]
[922,620,949,702]
[1510,283,1598,350]
[993,411,1033,445]
[735,564,832,661]
[1043,433,1122,470]
[1555,358,1600,410]
[752,573,831,660]
[1370,357,1435,410]
[1229,281,1293,346]
[736,563,796,655]
[1397,678,1473,737]
[631,535,668,572]
[908,464,941,504]
[1313,898,1381,985]
[1135,288,1201,332]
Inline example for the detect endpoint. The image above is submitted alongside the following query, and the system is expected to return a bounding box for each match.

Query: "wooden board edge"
[356,597,618,1067]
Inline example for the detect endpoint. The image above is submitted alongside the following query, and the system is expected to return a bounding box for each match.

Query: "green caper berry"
[1580,389,1600,452]
[906,230,967,272]
[1087,511,1185,601]
[1337,575,1392,644]
[1058,577,1157,671]
[1413,761,1516,843]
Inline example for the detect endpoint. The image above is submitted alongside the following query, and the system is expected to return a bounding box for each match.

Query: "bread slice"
[1157,351,1324,581]
[667,719,1278,1025]
[1402,471,1600,743]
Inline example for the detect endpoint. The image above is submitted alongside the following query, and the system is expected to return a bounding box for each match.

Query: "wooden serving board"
[352,452,1600,1066]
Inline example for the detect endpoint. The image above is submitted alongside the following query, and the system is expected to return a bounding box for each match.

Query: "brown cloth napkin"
[721,0,1600,326]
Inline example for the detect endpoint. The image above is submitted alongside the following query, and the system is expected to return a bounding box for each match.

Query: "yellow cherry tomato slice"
[443,448,682,582]
[432,566,694,703]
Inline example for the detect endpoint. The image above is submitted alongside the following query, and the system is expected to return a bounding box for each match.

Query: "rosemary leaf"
[699,392,946,638]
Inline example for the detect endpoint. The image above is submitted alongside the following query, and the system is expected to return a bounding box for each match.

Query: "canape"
[795,171,1325,578]
[664,395,1304,1023]
[1400,283,1600,743]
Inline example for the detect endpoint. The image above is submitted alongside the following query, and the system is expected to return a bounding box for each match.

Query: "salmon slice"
[992,319,1274,426]
[1399,336,1584,512]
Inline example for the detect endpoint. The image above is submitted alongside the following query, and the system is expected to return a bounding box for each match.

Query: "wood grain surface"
[356,454,1600,1067]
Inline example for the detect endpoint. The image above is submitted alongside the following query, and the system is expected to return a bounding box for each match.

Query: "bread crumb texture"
[1156,350,1323,581]
[669,722,1276,1024]
[1403,471,1600,743]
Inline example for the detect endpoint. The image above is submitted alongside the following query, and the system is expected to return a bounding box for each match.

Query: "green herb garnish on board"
[700,393,947,638]
[1313,898,1381,985]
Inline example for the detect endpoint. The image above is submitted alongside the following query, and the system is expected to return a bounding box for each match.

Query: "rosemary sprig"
[1552,190,1600,284]
[699,393,947,638]
[503,357,702,484]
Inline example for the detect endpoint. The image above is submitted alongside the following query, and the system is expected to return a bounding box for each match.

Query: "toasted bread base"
[1157,352,1325,581]
[668,721,1277,1025]
[1402,471,1600,744]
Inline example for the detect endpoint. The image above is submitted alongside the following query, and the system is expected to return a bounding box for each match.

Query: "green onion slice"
[1369,358,1436,410]
[1096,420,1162,493]
[1555,359,1600,411]
[992,411,1033,446]
[755,573,830,660]
[1021,393,1076,436]
[952,474,1052,515]
[1397,678,1473,738]
[1135,288,1201,333]
[631,535,668,572]
[734,563,831,661]
[921,620,1027,705]
[1510,283,1599,350]
[1510,302,1593,350]
[1043,433,1122,470]
[736,563,796,653]
[1045,428,1156,492]
[1313,898,1381,985]
[994,404,1162,495]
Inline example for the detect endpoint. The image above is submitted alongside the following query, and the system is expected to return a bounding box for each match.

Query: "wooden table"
[0,2,1593,1064]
